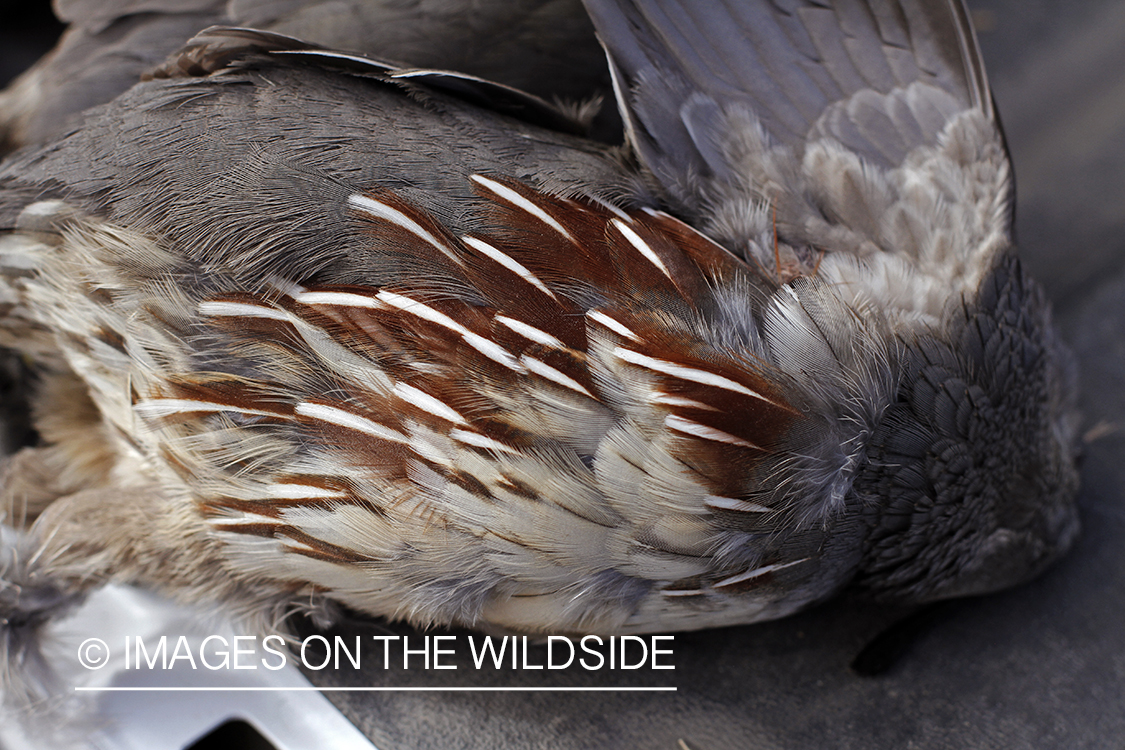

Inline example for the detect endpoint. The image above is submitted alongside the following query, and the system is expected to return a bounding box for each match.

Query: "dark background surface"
[1,2,1123,748]
[0,2,63,87]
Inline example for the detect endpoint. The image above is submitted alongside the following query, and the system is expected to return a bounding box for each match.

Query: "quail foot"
[0,0,1080,697]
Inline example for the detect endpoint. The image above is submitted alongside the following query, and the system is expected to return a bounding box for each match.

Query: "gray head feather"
[853,252,1080,601]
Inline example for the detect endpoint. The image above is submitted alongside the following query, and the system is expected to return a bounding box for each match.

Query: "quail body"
[0,0,1079,659]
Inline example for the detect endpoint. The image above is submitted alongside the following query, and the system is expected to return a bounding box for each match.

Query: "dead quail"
[0,0,1080,688]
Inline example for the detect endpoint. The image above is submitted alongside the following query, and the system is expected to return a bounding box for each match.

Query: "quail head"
[0,0,1079,675]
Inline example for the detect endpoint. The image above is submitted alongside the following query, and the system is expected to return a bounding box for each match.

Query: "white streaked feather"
[649,393,718,411]
[135,398,284,418]
[263,484,348,500]
[704,496,771,513]
[198,300,291,321]
[462,236,558,300]
[615,348,779,407]
[263,274,306,297]
[393,382,468,425]
[462,331,524,372]
[664,414,762,450]
[469,175,574,241]
[348,194,462,263]
[376,290,470,335]
[587,310,641,342]
[714,558,810,588]
[376,290,522,370]
[281,504,391,553]
[296,401,408,443]
[585,194,632,223]
[495,315,568,350]
[611,219,673,280]
[521,355,596,399]
[295,290,381,308]
[660,588,705,597]
[450,428,520,455]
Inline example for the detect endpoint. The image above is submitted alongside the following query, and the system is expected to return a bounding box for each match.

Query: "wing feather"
[583,0,997,216]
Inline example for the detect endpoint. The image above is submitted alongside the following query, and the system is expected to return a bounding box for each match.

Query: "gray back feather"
[0,49,636,292]
[0,0,616,154]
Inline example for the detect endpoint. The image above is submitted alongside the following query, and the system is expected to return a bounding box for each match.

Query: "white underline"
[74,686,676,692]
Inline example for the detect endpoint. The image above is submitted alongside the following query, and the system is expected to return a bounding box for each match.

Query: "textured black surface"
[0,3,62,87]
